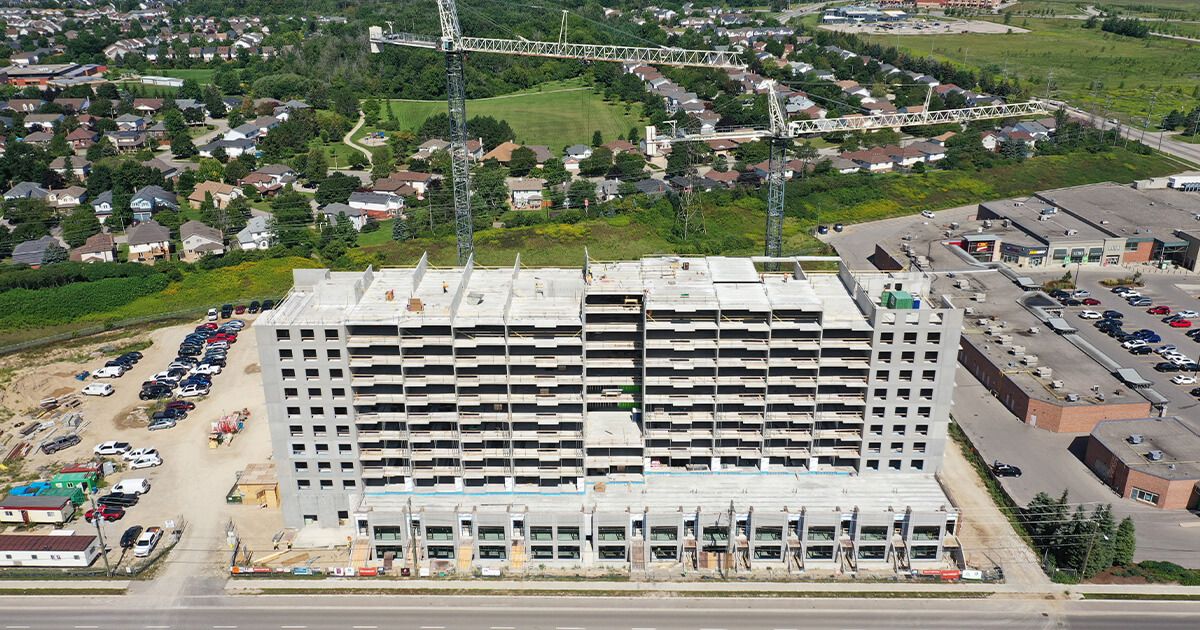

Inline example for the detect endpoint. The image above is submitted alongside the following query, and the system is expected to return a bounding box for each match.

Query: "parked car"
[1112,286,1133,294]
[1148,305,1171,315]
[40,434,81,455]
[1122,339,1149,349]
[192,363,222,375]
[111,478,150,495]
[1129,346,1153,355]
[1190,387,1200,397]
[153,409,187,421]
[1102,310,1124,319]
[1180,310,1200,319]
[85,505,125,523]
[1081,298,1101,306]
[248,301,261,313]
[206,308,218,322]
[1154,362,1182,372]
[1079,310,1102,320]
[139,386,173,401]
[148,418,177,431]
[93,441,132,456]
[120,526,144,549]
[133,527,163,558]
[261,299,274,311]
[123,447,159,461]
[179,384,211,397]
[129,454,163,469]
[1049,289,1070,299]
[97,493,139,508]
[197,323,218,331]
[1061,298,1083,307]
[1129,297,1152,307]
[1171,319,1193,328]
[991,461,1022,477]
[82,383,114,397]
[220,304,234,318]
[920,210,936,219]
[234,304,247,314]
[165,400,195,411]
[1172,374,1197,385]
[1071,289,1091,298]
[92,365,126,379]
[105,358,135,369]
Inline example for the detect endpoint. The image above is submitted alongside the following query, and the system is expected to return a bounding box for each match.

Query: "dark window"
[301,329,315,341]
[276,330,290,341]
[279,349,293,360]
[325,329,339,340]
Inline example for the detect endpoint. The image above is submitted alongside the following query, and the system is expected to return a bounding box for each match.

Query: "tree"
[392,214,413,241]
[578,147,613,177]
[628,126,640,145]
[316,173,360,206]
[171,133,197,159]
[270,187,315,251]
[567,179,596,209]
[42,243,68,265]
[303,148,328,183]
[60,204,101,247]
[179,78,202,101]
[1161,110,1185,130]
[1112,517,1136,567]
[347,151,369,170]
[471,164,510,215]
[509,146,537,177]
[591,130,603,147]
[614,151,646,179]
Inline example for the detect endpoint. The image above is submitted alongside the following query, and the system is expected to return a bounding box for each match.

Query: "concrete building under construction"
[255,254,965,572]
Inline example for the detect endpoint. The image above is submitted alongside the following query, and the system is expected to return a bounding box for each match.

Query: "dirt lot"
[0,318,283,576]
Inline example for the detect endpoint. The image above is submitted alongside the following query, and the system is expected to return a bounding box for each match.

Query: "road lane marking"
[557,627,585,629]
[491,627,515,629]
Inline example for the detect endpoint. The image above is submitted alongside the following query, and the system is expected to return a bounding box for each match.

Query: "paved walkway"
[342,112,374,163]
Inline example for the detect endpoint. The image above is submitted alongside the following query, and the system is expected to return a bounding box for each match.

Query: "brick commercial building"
[255,255,966,573]
[1085,418,1200,510]
[935,269,1154,433]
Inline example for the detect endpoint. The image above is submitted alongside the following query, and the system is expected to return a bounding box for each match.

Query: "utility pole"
[1141,91,1157,144]
[87,464,113,577]
[1079,525,1106,580]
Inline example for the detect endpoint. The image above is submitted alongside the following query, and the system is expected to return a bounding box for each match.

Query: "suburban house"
[132,98,164,114]
[224,122,262,142]
[179,220,225,262]
[49,156,91,178]
[91,190,114,223]
[374,171,435,197]
[703,169,741,189]
[22,112,63,132]
[21,131,54,146]
[236,215,273,250]
[4,181,49,200]
[634,178,669,196]
[11,235,59,267]
[115,113,146,132]
[508,177,546,209]
[0,494,75,525]
[347,191,403,219]
[105,130,148,152]
[126,220,172,264]
[188,180,242,209]
[239,164,296,195]
[480,142,553,168]
[828,157,862,174]
[198,138,255,158]
[69,232,116,263]
[130,185,178,222]
[66,127,97,150]
[319,202,369,231]
[0,534,100,568]
[47,185,86,209]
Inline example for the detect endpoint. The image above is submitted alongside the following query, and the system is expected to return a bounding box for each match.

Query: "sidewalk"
[0,580,129,590]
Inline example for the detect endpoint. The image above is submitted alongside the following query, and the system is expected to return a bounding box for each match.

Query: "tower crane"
[370,0,743,263]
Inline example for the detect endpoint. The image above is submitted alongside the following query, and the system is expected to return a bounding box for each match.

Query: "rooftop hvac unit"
[1009,345,1026,355]
[1052,380,1065,389]
[977,318,992,326]
[1128,434,1144,445]
[1034,366,1052,378]
[957,279,970,290]
[1029,326,1040,334]
[1065,229,1079,236]
[1038,214,1051,222]
[998,334,1014,344]
[973,292,987,302]
[1147,450,1164,462]
[964,307,976,316]
[1066,393,1080,402]
[1022,355,1039,366]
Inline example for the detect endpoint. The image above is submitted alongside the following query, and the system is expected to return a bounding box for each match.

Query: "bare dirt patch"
[244,363,261,375]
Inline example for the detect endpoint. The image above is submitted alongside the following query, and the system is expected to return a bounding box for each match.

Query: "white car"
[82,383,114,396]
[92,365,125,379]
[111,478,150,495]
[1121,290,1142,299]
[178,384,210,397]
[192,363,222,375]
[1155,345,1178,355]
[123,447,158,462]
[920,210,935,219]
[1071,289,1091,298]
[206,308,218,322]
[206,341,229,350]
[1171,374,1197,385]
[93,441,132,456]
[1167,354,1192,365]
[1179,310,1200,319]
[1122,339,1148,349]
[1078,310,1102,320]
[133,527,163,558]
[129,454,163,469]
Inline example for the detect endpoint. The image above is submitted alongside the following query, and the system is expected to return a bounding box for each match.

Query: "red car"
[1081,298,1101,306]
[85,505,125,522]
[1170,319,1193,328]
[196,323,218,331]
[210,333,237,344]
[1148,305,1171,315]
[165,400,196,411]
[234,305,247,314]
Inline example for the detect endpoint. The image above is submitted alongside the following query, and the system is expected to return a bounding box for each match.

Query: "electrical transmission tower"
[370,0,742,263]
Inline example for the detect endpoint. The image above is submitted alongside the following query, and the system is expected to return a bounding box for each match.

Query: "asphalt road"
[2,595,1199,629]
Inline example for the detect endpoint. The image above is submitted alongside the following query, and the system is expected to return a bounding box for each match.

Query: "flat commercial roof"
[1036,184,1200,243]
[1092,417,1200,482]
[361,471,954,515]
[979,198,1110,245]
[930,271,1141,407]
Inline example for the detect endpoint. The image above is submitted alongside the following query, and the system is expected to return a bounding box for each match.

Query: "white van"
[81,383,114,396]
[206,308,218,322]
[111,478,150,495]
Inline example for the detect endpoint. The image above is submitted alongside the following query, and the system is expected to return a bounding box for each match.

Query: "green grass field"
[1013,0,1200,19]
[864,18,1200,124]
[157,68,216,84]
[360,79,647,149]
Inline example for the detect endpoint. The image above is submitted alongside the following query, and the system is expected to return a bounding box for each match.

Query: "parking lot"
[1,316,281,576]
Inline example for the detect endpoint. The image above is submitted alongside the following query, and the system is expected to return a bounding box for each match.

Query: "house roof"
[321,202,365,217]
[180,220,222,244]
[238,215,270,242]
[49,156,90,170]
[11,235,57,265]
[72,231,114,255]
[92,190,113,208]
[0,534,95,553]
[509,177,545,192]
[126,220,171,245]
[5,181,48,198]
[704,169,740,183]
[255,164,295,176]
[132,185,177,205]
[347,192,396,207]
[188,180,238,201]
[0,493,71,510]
